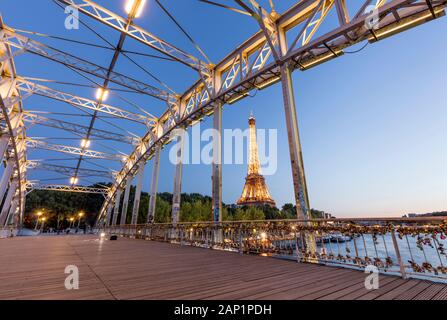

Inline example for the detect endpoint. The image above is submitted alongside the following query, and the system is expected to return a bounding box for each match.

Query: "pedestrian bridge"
[1,216,447,300]
[1,235,446,300]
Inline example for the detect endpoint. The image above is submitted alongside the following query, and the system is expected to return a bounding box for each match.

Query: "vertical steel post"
[0,135,9,164]
[279,63,310,220]
[276,25,316,255]
[212,103,223,223]
[5,199,17,227]
[147,144,161,224]
[105,201,113,227]
[391,229,407,279]
[0,159,14,203]
[120,178,132,225]
[0,180,17,226]
[171,129,185,226]
[131,163,145,225]
[112,188,122,226]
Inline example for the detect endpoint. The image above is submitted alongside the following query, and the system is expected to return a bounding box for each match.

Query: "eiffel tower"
[237,113,276,207]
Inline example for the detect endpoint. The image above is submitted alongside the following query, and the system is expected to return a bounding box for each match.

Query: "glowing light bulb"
[95,88,109,101]
[125,0,147,17]
[80,139,91,148]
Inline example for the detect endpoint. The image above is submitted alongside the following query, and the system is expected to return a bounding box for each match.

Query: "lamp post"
[40,217,46,232]
[77,212,84,229]
[34,211,42,230]
[69,217,75,229]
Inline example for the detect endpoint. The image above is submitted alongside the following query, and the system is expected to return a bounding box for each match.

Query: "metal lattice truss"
[0,0,445,228]
[96,0,447,223]
[0,16,27,228]
[27,161,114,179]
[16,79,156,125]
[26,138,124,161]
[26,182,108,195]
[22,112,138,145]
[0,28,176,103]
[56,0,211,76]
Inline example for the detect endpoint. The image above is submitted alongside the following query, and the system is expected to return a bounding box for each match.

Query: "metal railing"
[0,227,16,238]
[104,217,447,283]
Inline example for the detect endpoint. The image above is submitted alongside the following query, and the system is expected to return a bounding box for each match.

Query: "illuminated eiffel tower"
[237,113,276,207]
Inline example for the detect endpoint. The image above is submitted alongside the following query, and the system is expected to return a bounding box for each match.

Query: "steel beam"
[94,0,447,221]
[56,0,208,74]
[131,163,145,225]
[112,187,122,226]
[27,184,108,195]
[29,162,113,179]
[147,144,161,224]
[26,139,123,161]
[105,201,113,226]
[120,178,132,225]
[171,130,186,225]
[16,79,155,125]
[0,30,174,102]
[212,103,222,223]
[279,63,309,220]
[23,112,137,144]
[0,159,14,203]
[0,180,17,226]
[0,135,9,164]
[5,199,18,227]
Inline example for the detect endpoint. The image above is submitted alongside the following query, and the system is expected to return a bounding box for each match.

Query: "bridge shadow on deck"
[0,235,446,300]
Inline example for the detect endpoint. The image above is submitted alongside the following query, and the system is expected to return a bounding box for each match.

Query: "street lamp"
[40,217,47,232]
[77,211,84,229]
[69,217,75,228]
[34,211,43,230]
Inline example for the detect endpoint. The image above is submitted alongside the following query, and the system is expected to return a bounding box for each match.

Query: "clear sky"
[1,0,446,217]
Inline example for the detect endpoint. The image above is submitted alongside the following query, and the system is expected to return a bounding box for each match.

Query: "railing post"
[391,228,407,279]
[239,230,244,255]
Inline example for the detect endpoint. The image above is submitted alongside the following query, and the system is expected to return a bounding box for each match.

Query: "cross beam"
[23,112,138,144]
[27,183,109,195]
[28,161,114,179]
[56,0,210,75]
[0,28,175,102]
[26,139,124,161]
[16,78,156,125]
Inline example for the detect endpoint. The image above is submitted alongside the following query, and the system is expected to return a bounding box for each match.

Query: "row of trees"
[24,184,329,229]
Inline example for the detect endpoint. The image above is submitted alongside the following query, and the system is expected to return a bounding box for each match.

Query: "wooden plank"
[0,235,445,300]
[393,281,433,300]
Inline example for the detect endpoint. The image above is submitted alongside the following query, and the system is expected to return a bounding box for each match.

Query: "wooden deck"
[0,235,446,300]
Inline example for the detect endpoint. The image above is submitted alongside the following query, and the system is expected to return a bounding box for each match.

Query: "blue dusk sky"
[0,0,446,217]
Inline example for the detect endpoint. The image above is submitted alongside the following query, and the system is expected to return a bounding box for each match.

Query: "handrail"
[104,217,447,283]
